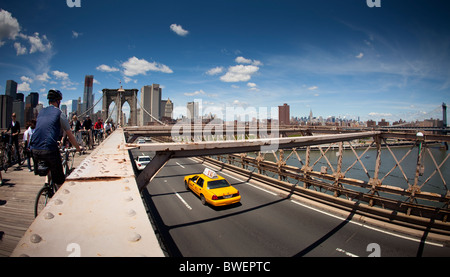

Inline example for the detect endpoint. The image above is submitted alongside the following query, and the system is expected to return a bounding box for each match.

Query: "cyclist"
[30,90,83,187]
[93,118,104,144]
[82,115,93,150]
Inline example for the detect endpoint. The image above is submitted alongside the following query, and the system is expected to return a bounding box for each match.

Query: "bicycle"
[94,128,104,145]
[34,147,77,217]
[1,132,24,168]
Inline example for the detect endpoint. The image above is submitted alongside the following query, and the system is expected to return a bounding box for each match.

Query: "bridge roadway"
[140,153,450,257]
[3,128,450,257]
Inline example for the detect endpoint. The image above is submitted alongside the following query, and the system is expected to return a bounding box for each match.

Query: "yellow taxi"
[184,168,241,206]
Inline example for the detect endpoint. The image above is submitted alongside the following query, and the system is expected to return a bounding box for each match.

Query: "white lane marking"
[176,162,185,168]
[219,172,277,196]
[336,248,359,257]
[175,192,192,210]
[290,200,443,247]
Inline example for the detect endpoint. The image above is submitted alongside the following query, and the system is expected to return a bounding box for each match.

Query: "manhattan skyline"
[0,0,449,123]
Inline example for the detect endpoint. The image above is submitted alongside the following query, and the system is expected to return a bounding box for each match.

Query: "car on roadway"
[135,155,151,171]
[137,138,146,144]
[184,168,241,207]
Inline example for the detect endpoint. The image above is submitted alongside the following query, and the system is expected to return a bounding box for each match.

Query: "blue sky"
[0,0,449,123]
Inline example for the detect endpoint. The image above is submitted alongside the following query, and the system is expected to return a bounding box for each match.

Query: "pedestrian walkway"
[0,149,92,257]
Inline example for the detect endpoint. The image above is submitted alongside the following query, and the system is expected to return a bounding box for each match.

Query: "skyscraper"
[25,92,39,123]
[83,75,94,116]
[187,101,199,120]
[278,103,290,125]
[141,84,161,125]
[6,80,17,100]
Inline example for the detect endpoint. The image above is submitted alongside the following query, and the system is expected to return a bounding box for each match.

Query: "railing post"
[301,146,312,189]
[277,150,286,181]
[256,152,264,174]
[333,142,344,197]
[368,135,382,206]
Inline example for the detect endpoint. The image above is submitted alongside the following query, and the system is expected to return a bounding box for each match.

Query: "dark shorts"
[32,149,65,185]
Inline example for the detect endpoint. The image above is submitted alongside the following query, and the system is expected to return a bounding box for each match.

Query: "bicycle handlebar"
[61,147,77,153]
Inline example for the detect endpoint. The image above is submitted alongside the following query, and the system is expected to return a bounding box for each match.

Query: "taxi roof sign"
[203,168,218,179]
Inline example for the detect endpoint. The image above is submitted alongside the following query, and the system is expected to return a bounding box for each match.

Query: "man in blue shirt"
[30,90,83,186]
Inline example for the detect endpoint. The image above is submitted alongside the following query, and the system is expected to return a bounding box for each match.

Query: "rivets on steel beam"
[128,233,141,242]
[44,212,55,220]
[69,181,76,186]
[63,189,70,194]
[54,199,63,205]
[30,234,42,243]
[126,209,136,217]
[125,196,134,202]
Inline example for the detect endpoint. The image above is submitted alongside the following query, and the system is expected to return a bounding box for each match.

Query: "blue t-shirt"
[30,105,70,151]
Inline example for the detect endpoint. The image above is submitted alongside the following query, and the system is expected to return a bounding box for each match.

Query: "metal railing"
[204,132,450,229]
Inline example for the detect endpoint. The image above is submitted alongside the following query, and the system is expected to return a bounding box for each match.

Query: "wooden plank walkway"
[0,149,92,257]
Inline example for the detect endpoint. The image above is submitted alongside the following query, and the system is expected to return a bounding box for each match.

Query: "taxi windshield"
[207,179,230,189]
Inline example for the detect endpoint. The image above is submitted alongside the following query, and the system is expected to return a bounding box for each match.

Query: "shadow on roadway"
[141,187,291,257]
[293,204,359,257]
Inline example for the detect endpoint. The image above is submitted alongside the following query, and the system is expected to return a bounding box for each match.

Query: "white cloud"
[14,42,26,55]
[206,66,224,75]
[356,52,364,59]
[220,64,259,82]
[247,82,260,91]
[121,56,173,77]
[52,70,69,79]
[0,9,52,55]
[123,76,137,84]
[96,64,120,72]
[308,86,318,90]
[184,90,206,96]
[36,72,50,82]
[236,56,263,66]
[17,82,31,92]
[72,31,82,39]
[368,112,392,117]
[19,32,52,54]
[235,56,252,64]
[170,24,189,36]
[50,70,78,90]
[0,9,20,45]
[20,76,33,83]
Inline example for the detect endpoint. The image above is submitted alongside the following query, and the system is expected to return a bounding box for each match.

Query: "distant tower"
[141,84,161,125]
[83,75,94,116]
[443,103,447,127]
[278,103,290,125]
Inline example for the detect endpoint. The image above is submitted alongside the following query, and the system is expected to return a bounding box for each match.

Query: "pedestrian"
[23,120,36,172]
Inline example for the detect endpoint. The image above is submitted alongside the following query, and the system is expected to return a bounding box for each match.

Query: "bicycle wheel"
[2,149,8,172]
[18,145,25,165]
[67,151,75,173]
[34,185,53,217]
